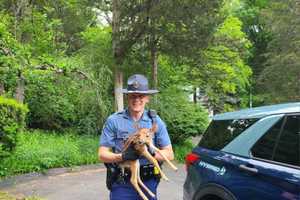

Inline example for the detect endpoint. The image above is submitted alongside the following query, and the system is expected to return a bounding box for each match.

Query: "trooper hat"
[122,74,159,94]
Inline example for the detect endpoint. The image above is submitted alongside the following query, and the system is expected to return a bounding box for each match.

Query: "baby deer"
[120,125,178,200]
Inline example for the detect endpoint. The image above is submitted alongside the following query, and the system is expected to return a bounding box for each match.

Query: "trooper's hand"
[122,145,140,161]
[146,143,155,157]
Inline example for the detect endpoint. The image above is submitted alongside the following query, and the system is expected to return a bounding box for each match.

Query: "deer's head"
[123,124,157,151]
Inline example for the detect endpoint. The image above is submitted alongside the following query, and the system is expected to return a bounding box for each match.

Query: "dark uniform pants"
[109,178,159,200]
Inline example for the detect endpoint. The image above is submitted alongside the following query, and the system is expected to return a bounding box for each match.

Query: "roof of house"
[213,102,300,120]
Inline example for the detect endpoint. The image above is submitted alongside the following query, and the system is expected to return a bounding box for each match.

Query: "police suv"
[183,102,300,200]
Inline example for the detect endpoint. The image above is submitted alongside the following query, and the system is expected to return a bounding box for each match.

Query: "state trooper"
[98,74,175,200]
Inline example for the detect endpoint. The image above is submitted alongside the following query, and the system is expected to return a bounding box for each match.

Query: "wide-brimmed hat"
[122,74,159,94]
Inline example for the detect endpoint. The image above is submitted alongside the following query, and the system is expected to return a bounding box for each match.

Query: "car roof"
[213,102,300,120]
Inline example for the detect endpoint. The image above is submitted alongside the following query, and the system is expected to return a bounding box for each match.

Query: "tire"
[193,184,236,200]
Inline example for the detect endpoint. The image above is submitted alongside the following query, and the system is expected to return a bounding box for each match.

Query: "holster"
[118,164,161,183]
[104,163,120,190]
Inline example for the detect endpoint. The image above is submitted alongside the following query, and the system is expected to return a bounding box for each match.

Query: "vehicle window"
[273,115,300,166]
[251,118,284,160]
[199,118,258,150]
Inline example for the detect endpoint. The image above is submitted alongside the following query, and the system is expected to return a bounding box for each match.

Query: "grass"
[0,129,99,177]
[0,192,14,200]
[0,192,44,200]
[0,129,195,178]
[173,139,194,163]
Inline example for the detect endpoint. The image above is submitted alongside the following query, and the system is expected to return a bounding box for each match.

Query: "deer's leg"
[149,143,178,171]
[137,165,156,198]
[141,146,169,181]
[130,160,149,200]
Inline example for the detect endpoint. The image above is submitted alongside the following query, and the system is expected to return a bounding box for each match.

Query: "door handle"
[239,164,258,174]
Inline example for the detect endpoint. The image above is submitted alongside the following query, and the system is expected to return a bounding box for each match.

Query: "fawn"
[120,125,178,200]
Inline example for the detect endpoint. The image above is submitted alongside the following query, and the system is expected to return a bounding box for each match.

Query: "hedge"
[0,96,28,158]
[152,87,209,144]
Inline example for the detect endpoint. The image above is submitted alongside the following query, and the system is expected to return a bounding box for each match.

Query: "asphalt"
[0,163,186,200]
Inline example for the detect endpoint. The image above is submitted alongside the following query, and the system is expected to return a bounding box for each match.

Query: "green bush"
[152,86,209,145]
[25,71,78,130]
[0,129,99,177]
[25,67,112,135]
[0,96,28,158]
[173,139,194,163]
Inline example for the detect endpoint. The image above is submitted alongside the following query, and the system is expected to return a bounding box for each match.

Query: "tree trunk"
[193,86,197,104]
[0,83,5,95]
[151,46,158,90]
[15,71,25,103]
[12,0,28,40]
[150,45,158,104]
[114,69,124,112]
[112,0,124,111]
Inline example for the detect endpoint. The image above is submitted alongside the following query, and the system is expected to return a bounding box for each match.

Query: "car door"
[246,114,300,200]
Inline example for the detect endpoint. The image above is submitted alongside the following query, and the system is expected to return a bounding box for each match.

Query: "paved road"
[0,163,186,200]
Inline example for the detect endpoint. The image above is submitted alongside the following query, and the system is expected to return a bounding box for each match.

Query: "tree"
[112,0,123,111]
[0,12,28,103]
[187,16,253,111]
[257,0,300,103]
[236,0,272,106]
[0,0,113,133]
[145,0,224,89]
[0,0,98,102]
[77,26,114,133]
[103,0,224,111]
[237,0,270,78]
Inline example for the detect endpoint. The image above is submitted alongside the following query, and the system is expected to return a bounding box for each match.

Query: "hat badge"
[132,81,139,89]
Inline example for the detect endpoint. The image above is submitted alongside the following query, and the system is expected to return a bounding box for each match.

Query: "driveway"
[0,163,185,200]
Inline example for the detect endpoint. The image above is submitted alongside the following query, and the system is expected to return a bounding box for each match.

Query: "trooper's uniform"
[100,109,171,200]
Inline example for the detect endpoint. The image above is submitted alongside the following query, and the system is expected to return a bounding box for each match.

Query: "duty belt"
[116,164,161,184]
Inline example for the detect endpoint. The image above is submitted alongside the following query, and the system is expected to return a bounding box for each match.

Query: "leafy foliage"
[0,14,27,95]
[204,16,252,110]
[173,139,194,163]
[150,56,209,145]
[155,87,209,144]
[25,70,78,130]
[76,27,114,134]
[0,2,113,134]
[184,16,253,111]
[146,0,225,57]
[0,130,99,177]
[257,0,300,103]
[0,97,28,158]
[236,0,272,106]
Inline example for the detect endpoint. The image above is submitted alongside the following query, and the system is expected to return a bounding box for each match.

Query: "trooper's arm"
[98,146,122,163]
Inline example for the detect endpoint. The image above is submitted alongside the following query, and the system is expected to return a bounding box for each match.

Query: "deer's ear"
[150,123,158,134]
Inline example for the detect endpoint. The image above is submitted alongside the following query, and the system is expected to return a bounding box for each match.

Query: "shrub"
[0,96,28,158]
[152,86,209,145]
[0,130,99,177]
[173,139,194,163]
[25,66,112,135]
[25,71,78,130]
